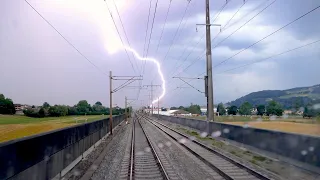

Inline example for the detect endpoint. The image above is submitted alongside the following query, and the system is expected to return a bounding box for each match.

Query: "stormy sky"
[0,0,319,108]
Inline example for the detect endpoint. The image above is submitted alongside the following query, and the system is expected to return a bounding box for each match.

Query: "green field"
[0,115,108,143]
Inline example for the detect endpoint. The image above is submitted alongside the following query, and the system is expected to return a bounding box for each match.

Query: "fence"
[156,115,320,168]
[0,115,124,180]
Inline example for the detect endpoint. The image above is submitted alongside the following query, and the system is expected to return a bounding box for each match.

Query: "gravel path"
[90,121,131,180]
[142,118,224,180]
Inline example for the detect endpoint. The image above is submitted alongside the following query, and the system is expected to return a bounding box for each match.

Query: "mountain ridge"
[228,84,320,109]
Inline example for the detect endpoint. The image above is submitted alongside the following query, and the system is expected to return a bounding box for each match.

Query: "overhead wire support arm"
[173,77,204,94]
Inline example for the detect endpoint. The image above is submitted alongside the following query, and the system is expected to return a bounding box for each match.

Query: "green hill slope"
[229,84,320,109]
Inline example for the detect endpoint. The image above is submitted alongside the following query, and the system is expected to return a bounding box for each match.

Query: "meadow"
[186,115,320,136]
[0,115,107,143]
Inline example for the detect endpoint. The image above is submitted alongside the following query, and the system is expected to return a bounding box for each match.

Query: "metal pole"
[206,0,214,122]
[151,82,153,116]
[158,97,159,119]
[125,96,127,122]
[109,71,113,135]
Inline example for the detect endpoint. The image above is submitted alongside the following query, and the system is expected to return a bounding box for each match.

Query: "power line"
[145,0,159,58]
[170,0,276,77]
[24,0,107,75]
[111,0,140,73]
[155,0,172,53]
[215,39,320,74]
[214,4,320,68]
[142,0,153,58]
[104,0,137,73]
[222,0,247,30]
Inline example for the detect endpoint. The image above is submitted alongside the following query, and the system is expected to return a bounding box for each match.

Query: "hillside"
[228,84,320,109]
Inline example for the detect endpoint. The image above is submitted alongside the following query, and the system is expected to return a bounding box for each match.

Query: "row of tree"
[23,100,128,118]
[217,100,285,116]
[0,94,16,115]
[170,104,202,114]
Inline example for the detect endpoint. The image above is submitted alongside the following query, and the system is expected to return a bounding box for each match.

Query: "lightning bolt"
[123,46,166,105]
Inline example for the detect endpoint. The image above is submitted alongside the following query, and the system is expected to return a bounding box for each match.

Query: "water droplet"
[44,156,50,162]
[136,151,144,155]
[165,141,172,147]
[312,104,320,110]
[308,146,314,152]
[144,147,151,152]
[282,114,289,119]
[269,115,276,121]
[200,132,208,137]
[73,169,80,176]
[91,164,98,170]
[158,143,164,148]
[211,131,221,137]
[189,136,196,141]
[299,107,304,112]
[256,117,262,122]
[66,153,71,159]
[179,138,187,144]
[243,123,249,128]
[301,150,307,156]
[223,128,230,133]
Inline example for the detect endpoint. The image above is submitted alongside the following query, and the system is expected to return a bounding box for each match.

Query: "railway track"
[125,115,169,180]
[139,113,273,180]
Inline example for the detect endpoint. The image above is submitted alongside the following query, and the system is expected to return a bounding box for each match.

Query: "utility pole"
[125,96,127,122]
[109,71,113,135]
[157,97,160,119]
[143,82,161,116]
[206,0,214,122]
[109,71,142,135]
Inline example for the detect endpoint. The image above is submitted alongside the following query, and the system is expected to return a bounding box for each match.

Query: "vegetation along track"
[126,114,169,180]
[139,113,272,180]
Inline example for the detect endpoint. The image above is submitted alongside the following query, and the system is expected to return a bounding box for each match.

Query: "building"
[200,106,217,116]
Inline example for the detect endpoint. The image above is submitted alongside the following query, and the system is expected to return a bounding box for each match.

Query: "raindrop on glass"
[137,151,144,155]
[44,156,50,162]
[158,143,164,148]
[66,153,71,159]
[308,146,314,152]
[144,147,151,152]
[73,169,80,176]
[91,164,98,170]
[256,117,262,122]
[269,115,276,121]
[211,131,222,137]
[165,141,172,147]
[299,107,304,112]
[200,132,208,138]
[282,114,289,119]
[243,123,249,128]
[223,128,230,133]
[189,136,196,141]
[179,138,187,144]
[312,104,320,110]
[301,150,307,156]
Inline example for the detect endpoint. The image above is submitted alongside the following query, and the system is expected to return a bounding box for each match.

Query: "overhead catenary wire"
[155,0,172,53]
[213,4,320,68]
[24,0,107,75]
[215,39,320,75]
[169,0,277,79]
[111,0,140,74]
[145,0,159,59]
[104,0,137,74]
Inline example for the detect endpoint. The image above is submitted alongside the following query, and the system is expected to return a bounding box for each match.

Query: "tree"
[188,104,201,114]
[38,108,45,118]
[257,105,265,116]
[49,105,68,117]
[178,106,185,110]
[42,102,50,109]
[239,102,252,116]
[228,105,238,115]
[266,100,283,116]
[170,107,178,110]
[303,105,319,118]
[0,94,16,114]
[95,101,102,106]
[77,100,90,113]
[217,103,226,115]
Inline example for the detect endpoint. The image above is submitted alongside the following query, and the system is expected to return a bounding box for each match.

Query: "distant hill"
[228,84,320,109]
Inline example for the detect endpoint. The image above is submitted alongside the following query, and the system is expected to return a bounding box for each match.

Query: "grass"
[253,155,267,162]
[0,115,108,143]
